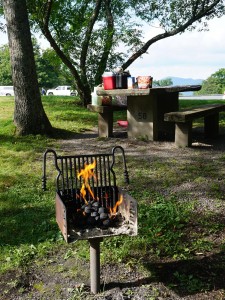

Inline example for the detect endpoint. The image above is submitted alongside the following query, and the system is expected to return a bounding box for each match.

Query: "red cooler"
[102,72,116,90]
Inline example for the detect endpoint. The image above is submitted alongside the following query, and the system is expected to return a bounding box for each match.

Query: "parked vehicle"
[0,86,15,96]
[46,86,77,96]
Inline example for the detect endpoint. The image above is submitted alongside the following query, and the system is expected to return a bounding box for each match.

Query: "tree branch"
[95,0,114,84]
[122,0,222,70]
[80,0,103,71]
[42,0,52,28]
[39,0,90,103]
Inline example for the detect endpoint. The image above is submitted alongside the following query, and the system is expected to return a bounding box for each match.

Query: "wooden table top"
[96,85,202,96]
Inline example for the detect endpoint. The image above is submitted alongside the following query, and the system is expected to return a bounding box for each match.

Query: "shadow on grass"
[0,204,58,246]
[50,126,129,140]
[50,127,98,140]
[0,127,98,144]
[148,252,225,296]
[103,251,225,297]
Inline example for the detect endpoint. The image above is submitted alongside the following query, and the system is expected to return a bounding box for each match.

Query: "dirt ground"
[1,125,225,300]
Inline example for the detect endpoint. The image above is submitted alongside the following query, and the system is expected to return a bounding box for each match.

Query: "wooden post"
[98,111,113,137]
[175,121,192,147]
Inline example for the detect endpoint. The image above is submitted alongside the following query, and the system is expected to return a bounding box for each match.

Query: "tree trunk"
[3,0,52,135]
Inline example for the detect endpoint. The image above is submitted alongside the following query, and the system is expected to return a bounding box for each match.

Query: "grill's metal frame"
[42,146,129,195]
[42,146,137,241]
[42,146,137,294]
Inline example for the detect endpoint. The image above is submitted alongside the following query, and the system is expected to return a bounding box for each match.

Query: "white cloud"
[129,16,225,80]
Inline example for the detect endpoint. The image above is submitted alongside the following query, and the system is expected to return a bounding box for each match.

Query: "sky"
[0,15,225,81]
[130,16,225,81]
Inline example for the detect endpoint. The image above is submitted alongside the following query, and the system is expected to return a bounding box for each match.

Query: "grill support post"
[89,237,103,294]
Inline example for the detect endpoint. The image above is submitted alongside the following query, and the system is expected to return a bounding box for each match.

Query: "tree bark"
[3,0,52,135]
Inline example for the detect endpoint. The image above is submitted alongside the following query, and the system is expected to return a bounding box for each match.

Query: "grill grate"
[42,146,136,242]
[42,146,129,197]
[42,146,137,294]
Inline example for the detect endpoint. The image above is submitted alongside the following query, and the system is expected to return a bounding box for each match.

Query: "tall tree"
[0,44,12,85]
[33,41,71,89]
[2,0,52,135]
[0,41,70,89]
[154,78,173,87]
[28,0,144,105]
[27,0,224,105]
[196,68,225,94]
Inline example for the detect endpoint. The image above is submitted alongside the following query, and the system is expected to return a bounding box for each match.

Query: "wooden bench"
[87,104,127,137]
[164,104,225,147]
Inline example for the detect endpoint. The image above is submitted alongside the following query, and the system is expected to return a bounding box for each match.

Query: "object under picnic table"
[117,120,128,127]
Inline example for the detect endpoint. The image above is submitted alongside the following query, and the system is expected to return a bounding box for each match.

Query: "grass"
[0,96,97,272]
[0,95,225,298]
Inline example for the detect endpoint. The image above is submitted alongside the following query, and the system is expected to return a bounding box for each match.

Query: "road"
[179,94,225,100]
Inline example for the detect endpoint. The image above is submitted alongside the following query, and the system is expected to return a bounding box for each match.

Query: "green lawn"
[0,96,98,272]
[0,95,225,298]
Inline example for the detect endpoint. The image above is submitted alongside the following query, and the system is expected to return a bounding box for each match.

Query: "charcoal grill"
[42,146,137,294]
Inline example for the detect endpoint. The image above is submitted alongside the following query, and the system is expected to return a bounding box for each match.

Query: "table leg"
[98,111,113,137]
[127,92,179,140]
[204,113,219,138]
[155,92,178,140]
[175,121,192,147]
[127,95,155,140]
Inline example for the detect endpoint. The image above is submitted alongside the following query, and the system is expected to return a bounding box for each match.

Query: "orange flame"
[110,194,123,217]
[77,160,96,204]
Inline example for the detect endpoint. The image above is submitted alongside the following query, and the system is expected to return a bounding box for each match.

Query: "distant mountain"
[162,76,203,95]
[169,76,203,86]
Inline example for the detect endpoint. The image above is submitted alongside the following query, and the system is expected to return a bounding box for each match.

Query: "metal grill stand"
[42,147,137,295]
[89,238,103,294]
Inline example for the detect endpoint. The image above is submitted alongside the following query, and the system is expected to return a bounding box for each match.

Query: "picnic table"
[90,85,201,140]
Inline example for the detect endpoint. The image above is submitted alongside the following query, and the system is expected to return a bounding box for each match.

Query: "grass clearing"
[0,96,225,298]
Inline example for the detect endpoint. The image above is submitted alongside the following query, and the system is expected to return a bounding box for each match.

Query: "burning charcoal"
[92,201,100,211]
[91,211,99,217]
[102,219,111,227]
[84,206,92,214]
[98,207,106,214]
[100,212,108,220]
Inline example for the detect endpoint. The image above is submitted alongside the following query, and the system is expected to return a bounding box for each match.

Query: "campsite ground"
[1,125,225,300]
[1,95,225,300]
